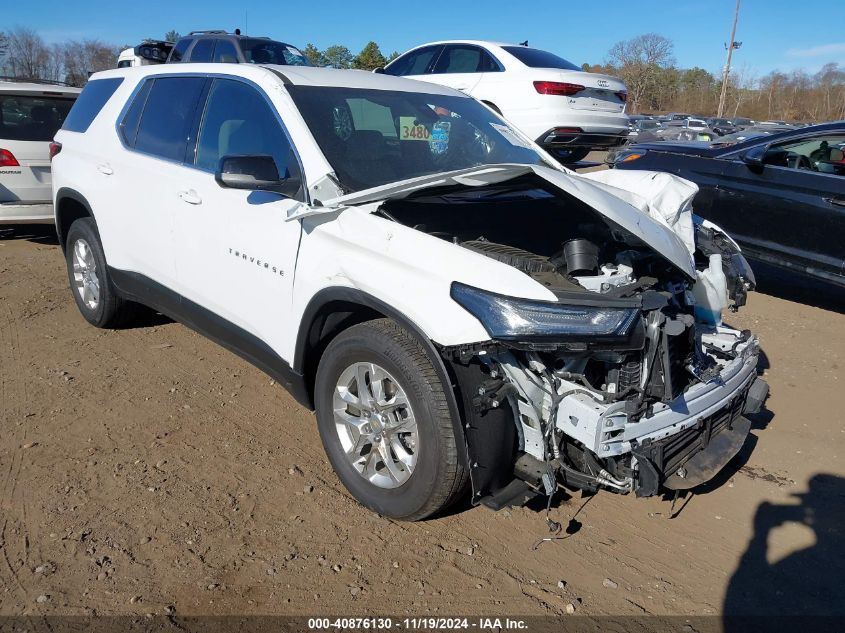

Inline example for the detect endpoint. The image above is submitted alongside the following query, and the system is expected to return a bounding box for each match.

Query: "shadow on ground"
[723,473,845,629]
[0,223,59,246]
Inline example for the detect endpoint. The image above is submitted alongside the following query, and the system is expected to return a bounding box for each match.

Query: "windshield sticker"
[399,116,431,141]
[490,123,534,150]
[429,121,451,155]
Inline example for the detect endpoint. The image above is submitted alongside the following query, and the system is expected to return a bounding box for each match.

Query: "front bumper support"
[631,376,765,497]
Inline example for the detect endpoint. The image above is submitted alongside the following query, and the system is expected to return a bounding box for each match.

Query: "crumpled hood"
[292,163,697,279]
[581,169,699,255]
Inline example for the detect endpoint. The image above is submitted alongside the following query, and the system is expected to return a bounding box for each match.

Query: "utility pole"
[717,0,742,118]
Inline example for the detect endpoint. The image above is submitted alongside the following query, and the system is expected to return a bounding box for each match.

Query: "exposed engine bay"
[376,175,768,506]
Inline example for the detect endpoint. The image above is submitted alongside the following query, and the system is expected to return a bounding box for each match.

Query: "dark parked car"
[706,117,739,136]
[609,122,845,288]
[167,30,310,66]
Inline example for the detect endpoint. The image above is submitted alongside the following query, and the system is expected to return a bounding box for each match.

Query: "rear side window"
[62,78,123,133]
[195,78,294,178]
[501,46,581,71]
[134,77,206,162]
[119,80,152,147]
[432,45,502,74]
[0,94,76,141]
[213,40,239,63]
[384,45,442,76]
[189,39,215,63]
[169,38,192,62]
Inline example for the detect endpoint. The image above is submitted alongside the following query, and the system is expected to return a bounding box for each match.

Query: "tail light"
[551,127,583,135]
[615,91,628,103]
[0,149,19,167]
[534,81,585,96]
[49,141,62,161]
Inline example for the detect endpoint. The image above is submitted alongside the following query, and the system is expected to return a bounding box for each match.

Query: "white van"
[0,80,80,223]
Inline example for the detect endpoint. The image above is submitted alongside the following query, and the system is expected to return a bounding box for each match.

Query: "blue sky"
[6,0,844,77]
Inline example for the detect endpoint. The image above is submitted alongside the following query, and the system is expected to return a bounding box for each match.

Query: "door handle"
[178,190,202,205]
[97,163,113,176]
[824,197,845,207]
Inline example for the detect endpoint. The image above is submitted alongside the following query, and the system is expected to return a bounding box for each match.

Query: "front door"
[171,77,305,361]
[715,134,845,279]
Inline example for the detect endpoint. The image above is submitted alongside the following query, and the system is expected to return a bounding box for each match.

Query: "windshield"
[242,39,310,66]
[287,86,548,192]
[501,46,581,71]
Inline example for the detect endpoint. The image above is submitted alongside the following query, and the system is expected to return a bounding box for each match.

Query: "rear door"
[0,92,75,207]
[426,44,493,94]
[106,75,207,288]
[715,133,845,280]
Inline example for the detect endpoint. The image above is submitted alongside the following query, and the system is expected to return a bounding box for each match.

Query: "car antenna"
[520,40,528,46]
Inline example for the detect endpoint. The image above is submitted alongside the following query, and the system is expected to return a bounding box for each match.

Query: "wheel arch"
[55,188,96,252]
[294,287,468,466]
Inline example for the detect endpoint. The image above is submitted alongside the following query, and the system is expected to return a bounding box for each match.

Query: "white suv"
[52,63,766,520]
[382,41,629,163]
[0,80,79,223]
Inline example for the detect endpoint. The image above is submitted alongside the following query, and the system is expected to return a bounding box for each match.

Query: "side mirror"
[215,155,301,198]
[372,66,385,74]
[742,144,768,168]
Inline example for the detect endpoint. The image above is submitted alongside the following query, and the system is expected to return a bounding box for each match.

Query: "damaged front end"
[375,168,768,507]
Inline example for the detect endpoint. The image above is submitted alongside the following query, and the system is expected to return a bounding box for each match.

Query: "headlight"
[451,283,639,341]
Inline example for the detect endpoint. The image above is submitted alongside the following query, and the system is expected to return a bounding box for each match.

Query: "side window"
[765,135,845,175]
[135,77,206,162]
[433,45,487,74]
[195,79,295,182]
[62,78,123,133]
[189,39,215,63]
[477,48,503,72]
[383,46,442,76]
[213,40,239,63]
[169,38,192,62]
[344,99,396,138]
[119,80,152,147]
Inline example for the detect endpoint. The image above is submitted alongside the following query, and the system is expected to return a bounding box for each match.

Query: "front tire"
[65,218,137,328]
[315,319,468,520]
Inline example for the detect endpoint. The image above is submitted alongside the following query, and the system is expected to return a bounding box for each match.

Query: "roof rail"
[0,75,76,88]
[188,30,228,35]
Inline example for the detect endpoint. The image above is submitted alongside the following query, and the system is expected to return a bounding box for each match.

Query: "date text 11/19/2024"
[307,617,529,630]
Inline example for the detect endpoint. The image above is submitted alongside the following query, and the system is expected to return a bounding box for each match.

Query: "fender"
[54,187,97,252]
[295,286,470,471]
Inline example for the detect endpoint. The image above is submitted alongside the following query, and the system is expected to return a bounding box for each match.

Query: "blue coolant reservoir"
[692,254,729,325]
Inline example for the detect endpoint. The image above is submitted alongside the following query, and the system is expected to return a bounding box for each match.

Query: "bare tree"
[607,33,675,112]
[3,27,50,80]
[62,39,119,86]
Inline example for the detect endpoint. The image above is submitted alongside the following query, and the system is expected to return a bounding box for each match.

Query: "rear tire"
[315,319,468,520]
[65,218,138,328]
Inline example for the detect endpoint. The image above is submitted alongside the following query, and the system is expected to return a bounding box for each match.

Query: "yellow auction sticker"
[399,116,431,141]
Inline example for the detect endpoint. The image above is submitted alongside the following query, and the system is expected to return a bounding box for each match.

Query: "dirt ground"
[1,221,843,620]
